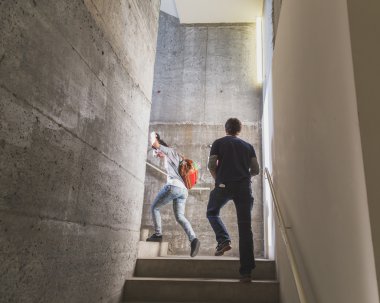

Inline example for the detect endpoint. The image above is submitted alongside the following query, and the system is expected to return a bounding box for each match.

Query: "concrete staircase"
[123,255,279,302]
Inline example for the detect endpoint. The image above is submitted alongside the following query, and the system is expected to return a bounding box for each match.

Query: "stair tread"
[126,277,278,283]
[134,257,276,280]
[137,256,273,261]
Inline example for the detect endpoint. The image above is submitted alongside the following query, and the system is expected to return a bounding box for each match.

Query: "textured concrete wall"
[0,1,160,302]
[142,12,263,257]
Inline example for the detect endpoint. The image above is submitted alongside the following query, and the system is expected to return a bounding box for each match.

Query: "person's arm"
[150,132,179,159]
[207,155,218,180]
[151,132,160,149]
[207,140,219,180]
[250,157,260,176]
[158,144,177,159]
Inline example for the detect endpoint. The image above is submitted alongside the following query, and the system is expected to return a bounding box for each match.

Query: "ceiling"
[160,0,263,24]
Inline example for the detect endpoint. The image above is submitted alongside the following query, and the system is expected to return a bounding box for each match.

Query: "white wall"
[262,77,274,260]
[175,0,262,24]
[161,0,178,18]
[270,0,379,302]
[262,0,274,260]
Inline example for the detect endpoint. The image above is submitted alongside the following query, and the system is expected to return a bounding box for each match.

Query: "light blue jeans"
[151,184,196,242]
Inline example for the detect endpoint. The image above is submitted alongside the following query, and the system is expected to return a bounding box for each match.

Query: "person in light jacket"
[146,132,200,258]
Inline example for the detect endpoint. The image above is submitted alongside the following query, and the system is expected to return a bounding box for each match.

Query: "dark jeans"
[207,181,255,275]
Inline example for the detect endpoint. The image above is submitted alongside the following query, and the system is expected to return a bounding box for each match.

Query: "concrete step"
[123,277,279,303]
[137,229,169,258]
[137,241,169,258]
[135,256,276,280]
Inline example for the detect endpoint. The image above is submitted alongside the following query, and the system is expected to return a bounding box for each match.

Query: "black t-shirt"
[210,135,256,185]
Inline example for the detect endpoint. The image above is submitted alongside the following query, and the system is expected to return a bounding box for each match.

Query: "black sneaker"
[146,233,162,242]
[215,240,232,256]
[190,238,200,257]
[239,273,252,283]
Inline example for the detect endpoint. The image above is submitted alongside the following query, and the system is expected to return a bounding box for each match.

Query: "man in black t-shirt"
[207,118,259,282]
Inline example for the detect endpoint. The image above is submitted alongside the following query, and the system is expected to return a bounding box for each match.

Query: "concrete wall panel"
[152,23,207,122]
[205,25,260,123]
[0,1,152,179]
[84,0,161,98]
[0,212,139,303]
[0,89,83,219]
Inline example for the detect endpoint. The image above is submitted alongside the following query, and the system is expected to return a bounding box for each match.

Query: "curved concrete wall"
[0,1,159,302]
[270,0,379,302]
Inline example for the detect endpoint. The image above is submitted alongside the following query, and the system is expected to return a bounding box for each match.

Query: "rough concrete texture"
[150,13,261,124]
[142,12,263,257]
[0,0,160,302]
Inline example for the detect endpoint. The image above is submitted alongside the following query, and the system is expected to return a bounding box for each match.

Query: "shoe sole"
[190,240,200,257]
[214,244,232,256]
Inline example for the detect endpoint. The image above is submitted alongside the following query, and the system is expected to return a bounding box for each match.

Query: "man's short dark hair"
[225,118,242,135]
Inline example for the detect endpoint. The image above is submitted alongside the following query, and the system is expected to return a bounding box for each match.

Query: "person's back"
[211,135,256,186]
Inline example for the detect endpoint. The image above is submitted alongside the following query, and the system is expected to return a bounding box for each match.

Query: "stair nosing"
[137,257,273,261]
[126,277,278,283]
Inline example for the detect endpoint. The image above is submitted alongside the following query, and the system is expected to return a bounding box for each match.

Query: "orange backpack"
[179,159,199,189]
